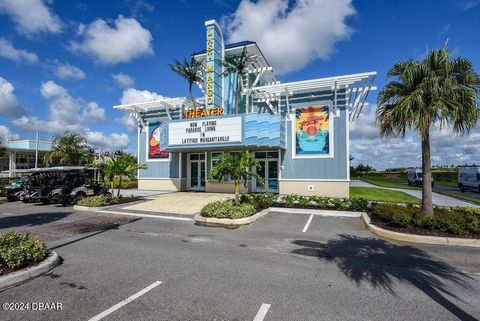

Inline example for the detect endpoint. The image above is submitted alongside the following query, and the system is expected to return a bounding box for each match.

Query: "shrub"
[282,194,298,207]
[0,232,48,275]
[372,203,480,237]
[348,198,369,212]
[201,200,256,219]
[372,203,415,228]
[240,193,277,208]
[77,195,137,207]
[77,195,109,207]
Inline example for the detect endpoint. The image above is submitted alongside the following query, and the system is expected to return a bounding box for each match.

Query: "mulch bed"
[369,213,480,239]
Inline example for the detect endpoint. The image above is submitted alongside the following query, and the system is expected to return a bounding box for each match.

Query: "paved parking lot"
[0,201,479,321]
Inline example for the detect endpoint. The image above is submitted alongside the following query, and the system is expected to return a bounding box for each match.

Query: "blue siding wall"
[259,89,349,181]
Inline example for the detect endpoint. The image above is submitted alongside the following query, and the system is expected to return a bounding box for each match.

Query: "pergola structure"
[113,72,377,131]
[250,71,377,120]
[113,97,194,131]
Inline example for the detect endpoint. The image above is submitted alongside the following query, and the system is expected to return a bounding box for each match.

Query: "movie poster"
[295,106,330,156]
[148,125,169,159]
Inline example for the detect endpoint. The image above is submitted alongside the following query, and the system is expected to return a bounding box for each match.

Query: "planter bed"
[76,195,141,209]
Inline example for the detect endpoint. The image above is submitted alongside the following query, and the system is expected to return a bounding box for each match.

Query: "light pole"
[35,131,39,168]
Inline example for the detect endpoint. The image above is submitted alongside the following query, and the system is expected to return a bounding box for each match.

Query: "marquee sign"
[205,20,223,109]
[168,116,242,146]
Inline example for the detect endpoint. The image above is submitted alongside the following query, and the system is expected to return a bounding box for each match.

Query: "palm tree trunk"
[235,72,242,114]
[234,180,240,204]
[117,176,122,197]
[189,82,197,114]
[421,131,434,217]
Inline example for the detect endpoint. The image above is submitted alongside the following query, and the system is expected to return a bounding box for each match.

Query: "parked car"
[458,166,480,192]
[4,174,31,201]
[407,168,434,187]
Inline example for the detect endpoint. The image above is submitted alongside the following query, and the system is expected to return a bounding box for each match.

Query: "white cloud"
[120,87,167,104]
[116,113,137,133]
[13,80,128,150]
[0,76,25,116]
[0,125,19,140]
[224,0,355,74]
[54,62,86,80]
[69,15,153,64]
[83,102,106,123]
[84,130,130,150]
[350,106,480,169]
[0,0,61,35]
[0,38,38,63]
[112,72,135,88]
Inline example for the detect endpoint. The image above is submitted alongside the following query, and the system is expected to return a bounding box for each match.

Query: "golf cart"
[4,173,32,201]
[23,167,71,204]
[58,167,111,205]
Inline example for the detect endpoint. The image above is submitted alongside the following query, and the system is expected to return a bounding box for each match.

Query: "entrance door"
[188,153,206,191]
[254,151,279,193]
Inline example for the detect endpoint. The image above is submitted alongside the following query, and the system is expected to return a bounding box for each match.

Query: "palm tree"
[222,46,257,114]
[169,55,203,112]
[91,153,146,197]
[377,48,480,216]
[210,151,264,204]
[44,131,92,166]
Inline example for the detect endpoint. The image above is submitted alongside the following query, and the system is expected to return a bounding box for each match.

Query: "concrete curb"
[0,252,60,292]
[194,207,363,227]
[361,213,480,248]
[194,208,271,227]
[73,204,120,212]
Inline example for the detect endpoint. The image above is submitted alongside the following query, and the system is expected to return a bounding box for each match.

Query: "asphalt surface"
[0,201,479,321]
[351,180,480,208]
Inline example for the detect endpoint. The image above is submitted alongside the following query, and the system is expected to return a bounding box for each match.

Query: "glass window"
[255,152,267,159]
[190,154,199,160]
[267,151,278,159]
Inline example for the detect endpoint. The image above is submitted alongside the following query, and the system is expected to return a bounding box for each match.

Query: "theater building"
[114,20,376,198]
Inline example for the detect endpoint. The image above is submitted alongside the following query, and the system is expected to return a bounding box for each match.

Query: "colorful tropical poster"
[148,125,169,159]
[295,106,330,156]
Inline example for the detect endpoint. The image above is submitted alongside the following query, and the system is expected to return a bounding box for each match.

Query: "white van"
[407,168,434,187]
[458,166,480,192]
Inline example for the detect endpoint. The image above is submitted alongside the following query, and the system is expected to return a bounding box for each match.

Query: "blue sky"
[0,0,479,169]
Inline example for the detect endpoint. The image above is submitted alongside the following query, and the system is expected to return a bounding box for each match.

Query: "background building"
[0,140,52,177]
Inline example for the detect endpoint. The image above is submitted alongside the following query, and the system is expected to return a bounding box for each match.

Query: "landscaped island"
[200,193,480,239]
[0,232,48,275]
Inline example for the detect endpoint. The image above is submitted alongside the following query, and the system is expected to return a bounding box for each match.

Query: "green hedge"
[371,203,480,237]
[201,201,256,219]
[77,195,137,207]
[240,193,369,212]
[0,232,48,275]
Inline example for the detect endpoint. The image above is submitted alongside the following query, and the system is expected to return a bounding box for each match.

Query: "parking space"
[0,202,479,320]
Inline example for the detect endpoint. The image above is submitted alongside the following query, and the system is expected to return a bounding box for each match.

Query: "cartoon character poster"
[148,125,169,159]
[295,106,330,156]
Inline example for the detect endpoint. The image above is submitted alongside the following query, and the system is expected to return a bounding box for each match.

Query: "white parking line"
[88,281,162,321]
[99,210,194,221]
[302,214,314,233]
[253,303,271,321]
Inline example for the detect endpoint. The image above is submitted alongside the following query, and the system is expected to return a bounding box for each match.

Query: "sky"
[0,0,479,169]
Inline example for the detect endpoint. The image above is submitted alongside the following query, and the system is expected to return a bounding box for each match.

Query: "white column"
[8,152,16,178]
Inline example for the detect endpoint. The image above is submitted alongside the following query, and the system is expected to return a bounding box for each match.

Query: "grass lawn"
[360,176,420,190]
[435,180,458,188]
[350,186,420,204]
